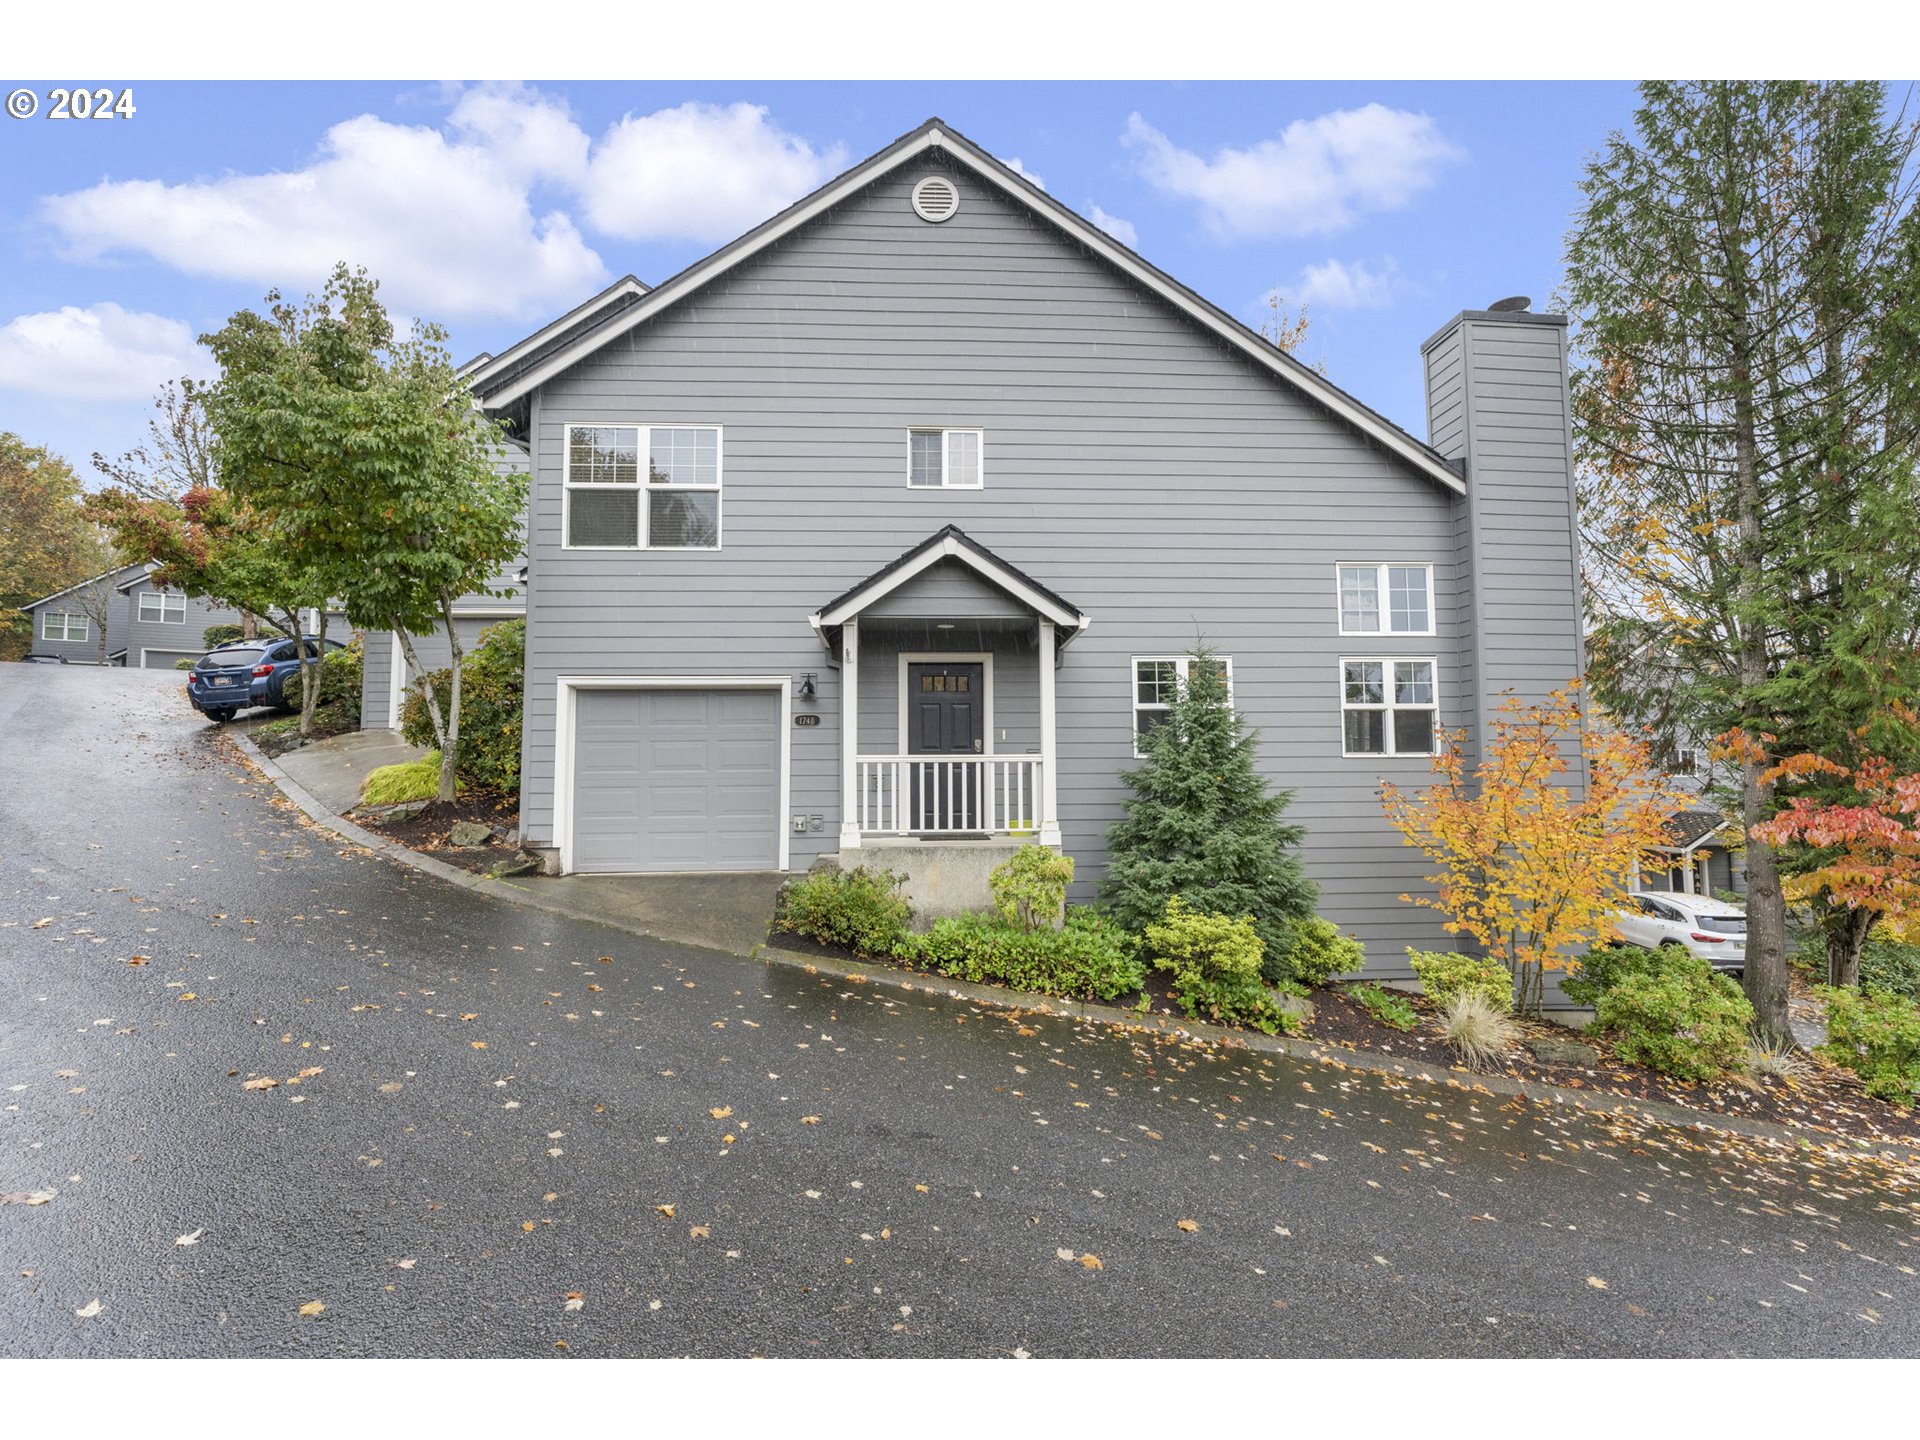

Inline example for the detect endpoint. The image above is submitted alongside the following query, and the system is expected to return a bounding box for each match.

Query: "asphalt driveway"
[3,664,1917,1357]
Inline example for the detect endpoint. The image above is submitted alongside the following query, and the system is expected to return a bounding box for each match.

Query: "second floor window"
[564,424,722,549]
[1338,563,1433,635]
[1133,654,1233,756]
[1342,657,1437,756]
[908,428,983,489]
[138,590,186,623]
[41,611,89,642]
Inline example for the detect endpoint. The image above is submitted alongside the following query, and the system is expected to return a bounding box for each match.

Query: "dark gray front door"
[907,662,983,832]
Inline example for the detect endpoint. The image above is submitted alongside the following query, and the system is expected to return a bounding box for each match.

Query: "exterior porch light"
[798,672,817,699]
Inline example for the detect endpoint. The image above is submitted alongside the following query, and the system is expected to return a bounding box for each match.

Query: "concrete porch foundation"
[817,839,1029,929]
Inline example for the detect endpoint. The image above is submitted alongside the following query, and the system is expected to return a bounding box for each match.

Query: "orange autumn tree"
[1380,683,1683,1016]
[1746,729,1920,989]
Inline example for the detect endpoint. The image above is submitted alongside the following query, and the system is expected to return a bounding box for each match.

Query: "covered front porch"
[809,526,1089,851]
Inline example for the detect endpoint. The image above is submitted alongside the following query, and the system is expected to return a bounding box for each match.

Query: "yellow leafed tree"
[1380,683,1683,1015]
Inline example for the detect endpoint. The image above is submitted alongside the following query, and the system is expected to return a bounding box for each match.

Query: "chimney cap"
[1488,295,1532,313]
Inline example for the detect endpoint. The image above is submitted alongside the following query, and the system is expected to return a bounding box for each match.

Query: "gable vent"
[911,175,959,223]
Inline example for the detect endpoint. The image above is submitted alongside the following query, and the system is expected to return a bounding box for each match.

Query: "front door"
[907,661,985,832]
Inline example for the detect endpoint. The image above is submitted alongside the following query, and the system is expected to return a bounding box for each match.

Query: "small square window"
[907,428,984,488]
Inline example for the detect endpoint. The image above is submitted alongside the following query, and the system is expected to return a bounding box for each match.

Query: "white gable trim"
[470,123,1466,497]
[462,275,649,392]
[23,561,148,610]
[811,533,1085,630]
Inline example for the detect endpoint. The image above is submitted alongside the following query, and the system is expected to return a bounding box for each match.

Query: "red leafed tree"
[1749,740,1920,989]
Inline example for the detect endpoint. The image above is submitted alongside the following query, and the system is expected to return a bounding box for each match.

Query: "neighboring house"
[20,562,146,664]
[454,118,1585,973]
[115,568,250,669]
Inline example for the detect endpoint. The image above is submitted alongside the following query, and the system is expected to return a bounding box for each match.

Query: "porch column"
[1037,619,1062,846]
[838,618,862,850]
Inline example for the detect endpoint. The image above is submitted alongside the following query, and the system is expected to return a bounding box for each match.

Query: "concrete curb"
[226,730,1919,1167]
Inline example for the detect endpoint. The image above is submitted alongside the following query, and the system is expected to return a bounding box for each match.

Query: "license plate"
[212,677,233,687]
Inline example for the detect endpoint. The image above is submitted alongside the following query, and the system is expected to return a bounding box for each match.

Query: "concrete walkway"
[271,728,427,814]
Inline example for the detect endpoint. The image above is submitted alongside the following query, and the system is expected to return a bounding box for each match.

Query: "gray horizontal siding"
[518,156,1506,972]
[25,567,137,663]
[121,578,246,668]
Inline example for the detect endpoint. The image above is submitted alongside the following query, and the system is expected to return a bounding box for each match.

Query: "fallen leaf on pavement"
[127,955,148,966]
[31,918,52,929]
[298,1301,325,1317]
[522,1221,537,1232]
[1176,1219,1199,1233]
[378,1082,404,1094]
[655,1204,676,1219]
[1079,1253,1104,1270]
[470,1041,488,1050]
[241,1077,278,1091]
[1587,1276,1609,1290]
[689,1226,711,1240]
[459,1014,478,1022]
[393,1259,416,1269]
[178,993,197,1002]
[564,1293,585,1311]
[801,1115,822,1125]
[175,1229,204,1247]
[0,1189,57,1206]
[709,1106,733,1120]
[75,1299,102,1317]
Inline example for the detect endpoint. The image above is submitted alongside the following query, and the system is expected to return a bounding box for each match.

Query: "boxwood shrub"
[773,867,913,958]
[911,907,1144,1001]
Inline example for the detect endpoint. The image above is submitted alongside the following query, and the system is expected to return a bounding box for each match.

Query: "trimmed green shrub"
[361,751,449,807]
[1560,942,1686,1008]
[1273,916,1364,988]
[1101,645,1318,979]
[1408,948,1512,1013]
[1818,985,1920,1104]
[399,618,524,793]
[174,655,197,671]
[1594,951,1753,1081]
[773,867,913,958]
[316,637,362,716]
[990,845,1074,930]
[912,908,1145,1001]
[1353,984,1418,1031]
[1144,896,1300,1035]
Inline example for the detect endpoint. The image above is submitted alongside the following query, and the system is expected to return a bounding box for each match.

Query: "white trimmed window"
[138,589,186,623]
[41,611,89,642]
[563,424,721,549]
[1337,563,1434,635]
[908,428,983,489]
[1133,655,1233,756]
[1342,657,1437,756]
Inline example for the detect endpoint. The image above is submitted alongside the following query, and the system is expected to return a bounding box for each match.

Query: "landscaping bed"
[249,707,358,758]
[353,789,526,875]
[767,919,1920,1148]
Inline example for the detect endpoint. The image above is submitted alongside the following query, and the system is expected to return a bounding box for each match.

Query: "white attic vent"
[911,175,959,223]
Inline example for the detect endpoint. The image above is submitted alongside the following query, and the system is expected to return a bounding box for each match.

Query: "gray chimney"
[1421,301,1585,765]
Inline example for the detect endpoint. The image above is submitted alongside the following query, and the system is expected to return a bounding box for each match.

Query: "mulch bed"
[767,926,1920,1149]
[351,789,523,875]
[250,710,358,758]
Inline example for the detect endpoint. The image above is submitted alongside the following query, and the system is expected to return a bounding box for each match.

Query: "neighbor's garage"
[142,649,200,670]
[571,688,780,872]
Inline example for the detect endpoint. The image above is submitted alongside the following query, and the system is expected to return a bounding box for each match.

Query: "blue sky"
[0,80,1639,480]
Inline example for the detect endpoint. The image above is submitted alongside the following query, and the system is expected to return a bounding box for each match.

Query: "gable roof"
[468,119,1465,497]
[19,561,147,611]
[811,525,1087,633]
[462,274,649,397]
[114,563,165,593]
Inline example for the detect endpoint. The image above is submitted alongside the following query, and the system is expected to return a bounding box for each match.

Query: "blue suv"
[185,637,344,722]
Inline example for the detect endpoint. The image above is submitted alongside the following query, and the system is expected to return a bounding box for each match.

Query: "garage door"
[143,649,200,669]
[572,688,780,873]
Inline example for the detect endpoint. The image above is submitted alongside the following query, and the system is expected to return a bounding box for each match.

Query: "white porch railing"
[854,755,1043,837]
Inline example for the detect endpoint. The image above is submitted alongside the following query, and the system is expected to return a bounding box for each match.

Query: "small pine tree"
[1101,646,1317,978]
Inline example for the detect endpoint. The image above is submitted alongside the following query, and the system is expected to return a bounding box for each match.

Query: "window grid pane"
[1343,660,1384,705]
[1340,566,1380,632]
[649,427,718,486]
[1135,659,1177,705]
[947,431,980,486]
[568,425,639,484]
[1388,567,1429,632]
[909,431,943,487]
[1393,660,1434,705]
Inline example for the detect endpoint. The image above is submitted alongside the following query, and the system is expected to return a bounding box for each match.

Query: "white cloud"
[0,303,209,402]
[37,89,847,320]
[1001,156,1046,190]
[1290,257,1402,310]
[581,102,846,243]
[42,99,606,321]
[1122,106,1463,240]
[1089,205,1138,249]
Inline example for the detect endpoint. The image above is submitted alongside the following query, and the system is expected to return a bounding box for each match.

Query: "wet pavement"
[3,665,1918,1357]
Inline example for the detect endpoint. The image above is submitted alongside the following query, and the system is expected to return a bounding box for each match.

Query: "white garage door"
[143,649,200,670]
[572,688,781,873]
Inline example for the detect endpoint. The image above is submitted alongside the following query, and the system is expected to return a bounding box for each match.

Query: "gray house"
[21,562,256,669]
[116,568,249,669]
[459,118,1586,972]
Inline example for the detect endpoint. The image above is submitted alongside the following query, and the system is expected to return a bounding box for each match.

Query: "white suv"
[1614,893,1748,974]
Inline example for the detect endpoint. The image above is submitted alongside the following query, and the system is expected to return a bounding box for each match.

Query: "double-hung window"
[1133,655,1233,755]
[563,424,722,549]
[41,611,89,642]
[1337,563,1433,635]
[1341,657,1437,756]
[908,428,983,489]
[138,589,186,623]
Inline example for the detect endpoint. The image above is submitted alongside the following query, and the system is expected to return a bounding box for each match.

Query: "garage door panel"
[572,687,779,873]
[143,650,199,669]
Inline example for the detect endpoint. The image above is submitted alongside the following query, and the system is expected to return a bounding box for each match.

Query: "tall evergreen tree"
[1101,647,1317,978]
[1567,81,1920,1039]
